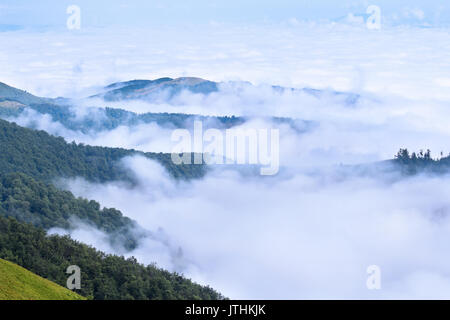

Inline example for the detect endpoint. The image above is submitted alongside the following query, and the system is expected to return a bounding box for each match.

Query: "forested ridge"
[0,118,205,182]
[22,103,245,132]
[0,172,139,250]
[0,101,311,133]
[0,216,224,300]
[393,148,450,174]
[0,118,223,299]
[0,117,201,249]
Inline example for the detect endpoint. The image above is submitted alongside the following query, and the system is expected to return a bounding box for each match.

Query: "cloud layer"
[1,23,450,101]
[3,21,450,299]
[57,156,450,299]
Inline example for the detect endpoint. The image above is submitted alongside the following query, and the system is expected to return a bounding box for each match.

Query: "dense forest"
[0,118,205,251]
[0,118,206,183]
[0,172,139,250]
[0,216,224,300]
[0,118,224,299]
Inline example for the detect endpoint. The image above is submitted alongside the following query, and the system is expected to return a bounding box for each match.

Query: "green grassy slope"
[0,258,85,300]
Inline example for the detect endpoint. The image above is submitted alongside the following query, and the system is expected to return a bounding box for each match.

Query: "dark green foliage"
[0,216,224,300]
[0,99,224,300]
[0,118,204,249]
[0,118,206,183]
[393,148,450,175]
[0,119,224,299]
[0,172,139,250]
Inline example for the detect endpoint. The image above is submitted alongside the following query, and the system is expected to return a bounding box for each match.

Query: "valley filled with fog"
[2,20,450,299]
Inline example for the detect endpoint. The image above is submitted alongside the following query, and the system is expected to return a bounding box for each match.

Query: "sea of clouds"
[53,156,450,299]
[2,22,450,101]
[3,20,450,298]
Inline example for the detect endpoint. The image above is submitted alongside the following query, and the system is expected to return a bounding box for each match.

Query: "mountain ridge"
[93,77,359,104]
[0,82,48,106]
[0,77,359,107]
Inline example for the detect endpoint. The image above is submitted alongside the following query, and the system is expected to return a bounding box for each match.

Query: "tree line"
[0,216,224,300]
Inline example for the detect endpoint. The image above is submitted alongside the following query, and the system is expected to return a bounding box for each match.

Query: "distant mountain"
[0,78,351,143]
[0,81,314,134]
[5,102,249,132]
[92,77,359,105]
[0,77,360,108]
[0,82,48,106]
[0,258,85,300]
[6,103,312,134]
[92,77,219,102]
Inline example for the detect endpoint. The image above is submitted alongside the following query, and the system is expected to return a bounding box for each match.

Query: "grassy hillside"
[0,258,85,300]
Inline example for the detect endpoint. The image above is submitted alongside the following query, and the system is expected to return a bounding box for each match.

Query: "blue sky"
[0,0,449,28]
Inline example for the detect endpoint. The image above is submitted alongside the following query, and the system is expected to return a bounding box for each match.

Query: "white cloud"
[4,21,450,299]
[59,156,450,299]
[1,23,450,101]
[404,8,426,21]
